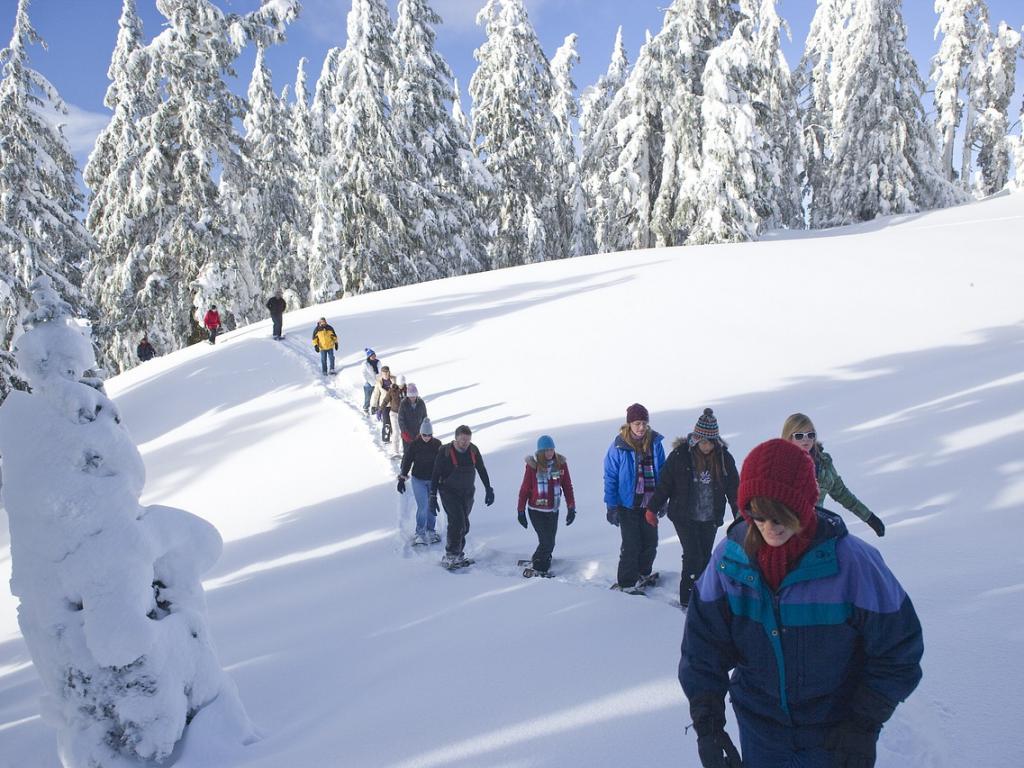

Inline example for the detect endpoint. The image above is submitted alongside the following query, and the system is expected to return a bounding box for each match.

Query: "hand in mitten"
[396,478,406,494]
[606,507,619,526]
[484,487,495,506]
[334,343,338,351]
[314,344,320,352]
[696,729,743,768]
[866,514,885,537]
[825,719,879,768]
[517,511,528,529]
[566,508,576,526]
[429,496,439,515]
[644,509,658,527]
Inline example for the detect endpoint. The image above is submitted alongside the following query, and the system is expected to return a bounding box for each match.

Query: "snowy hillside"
[2,193,1023,767]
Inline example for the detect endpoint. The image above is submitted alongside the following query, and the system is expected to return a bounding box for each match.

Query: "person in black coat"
[646,408,738,608]
[266,290,286,339]
[430,424,494,566]
[398,418,443,545]
[137,335,156,362]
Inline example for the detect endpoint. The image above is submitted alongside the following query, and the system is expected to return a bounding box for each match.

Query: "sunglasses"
[749,515,783,526]
[791,431,816,441]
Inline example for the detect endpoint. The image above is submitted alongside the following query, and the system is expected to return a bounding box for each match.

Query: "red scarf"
[756,514,818,591]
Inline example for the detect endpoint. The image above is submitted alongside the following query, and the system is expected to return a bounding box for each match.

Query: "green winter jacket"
[815,450,872,522]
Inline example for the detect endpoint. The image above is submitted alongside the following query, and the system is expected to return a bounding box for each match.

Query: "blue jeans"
[320,348,335,374]
[363,382,373,410]
[412,477,436,534]
[735,707,832,768]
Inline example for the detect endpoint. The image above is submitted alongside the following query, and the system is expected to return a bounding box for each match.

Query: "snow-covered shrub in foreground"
[0,276,252,766]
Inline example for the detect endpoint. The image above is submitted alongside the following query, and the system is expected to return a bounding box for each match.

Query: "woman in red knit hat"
[680,439,922,768]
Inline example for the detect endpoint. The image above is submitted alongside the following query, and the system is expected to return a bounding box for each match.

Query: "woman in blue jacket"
[680,438,923,768]
[603,403,666,594]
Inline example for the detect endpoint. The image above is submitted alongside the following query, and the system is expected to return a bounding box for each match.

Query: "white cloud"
[58,104,111,156]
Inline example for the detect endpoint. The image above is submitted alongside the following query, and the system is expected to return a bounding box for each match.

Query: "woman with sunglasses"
[645,408,738,609]
[680,438,923,768]
[782,413,885,537]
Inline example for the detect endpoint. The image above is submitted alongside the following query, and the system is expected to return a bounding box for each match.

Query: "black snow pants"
[528,509,559,572]
[671,518,718,607]
[271,313,283,338]
[616,506,658,588]
[440,486,475,556]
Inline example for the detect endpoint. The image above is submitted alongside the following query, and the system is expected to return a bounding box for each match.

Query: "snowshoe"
[427,531,442,544]
[516,559,533,567]
[412,533,427,547]
[441,554,474,571]
[610,583,646,596]
[637,572,660,588]
[523,567,553,578]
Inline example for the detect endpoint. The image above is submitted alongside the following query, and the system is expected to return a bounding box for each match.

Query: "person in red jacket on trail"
[203,306,221,344]
[516,434,576,576]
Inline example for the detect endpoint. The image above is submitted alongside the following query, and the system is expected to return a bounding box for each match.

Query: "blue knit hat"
[537,435,555,451]
[365,347,375,358]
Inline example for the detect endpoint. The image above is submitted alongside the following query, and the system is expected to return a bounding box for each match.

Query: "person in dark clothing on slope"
[603,402,666,594]
[137,335,156,362]
[646,408,738,609]
[430,424,494,568]
[397,383,428,451]
[517,434,576,575]
[398,418,443,546]
[266,290,286,339]
[680,438,922,768]
[203,306,221,344]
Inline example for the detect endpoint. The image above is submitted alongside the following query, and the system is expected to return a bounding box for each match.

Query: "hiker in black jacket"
[430,424,494,567]
[398,418,443,546]
[266,290,286,339]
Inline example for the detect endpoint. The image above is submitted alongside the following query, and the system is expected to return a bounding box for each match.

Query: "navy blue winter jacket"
[679,509,923,730]
[603,431,666,510]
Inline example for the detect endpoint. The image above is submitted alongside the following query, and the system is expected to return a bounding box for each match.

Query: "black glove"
[334,344,338,351]
[314,344,320,352]
[825,719,879,768]
[696,730,742,768]
[517,510,528,529]
[606,507,619,526]
[429,496,439,515]
[866,514,885,537]
[484,487,495,506]
[566,507,576,526]
[396,478,406,494]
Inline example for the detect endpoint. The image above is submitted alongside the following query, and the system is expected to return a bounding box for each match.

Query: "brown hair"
[781,412,823,456]
[620,423,654,456]
[692,441,723,483]
[742,497,803,559]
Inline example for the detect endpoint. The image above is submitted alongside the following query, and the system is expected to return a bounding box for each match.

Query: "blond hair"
[781,412,822,455]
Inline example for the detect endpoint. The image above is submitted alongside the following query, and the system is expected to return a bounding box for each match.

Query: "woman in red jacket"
[203,306,221,345]
[516,435,576,576]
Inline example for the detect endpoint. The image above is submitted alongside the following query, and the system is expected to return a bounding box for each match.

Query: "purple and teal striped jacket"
[679,509,923,729]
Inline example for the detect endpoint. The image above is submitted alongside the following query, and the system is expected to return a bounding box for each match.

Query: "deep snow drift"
[2,193,1023,767]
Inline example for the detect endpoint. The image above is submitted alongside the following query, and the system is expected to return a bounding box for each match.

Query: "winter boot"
[412,533,427,546]
[427,531,442,544]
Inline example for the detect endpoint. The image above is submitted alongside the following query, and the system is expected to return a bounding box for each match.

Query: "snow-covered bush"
[0,276,253,766]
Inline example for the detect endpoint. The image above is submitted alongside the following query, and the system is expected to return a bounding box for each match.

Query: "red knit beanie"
[738,438,818,528]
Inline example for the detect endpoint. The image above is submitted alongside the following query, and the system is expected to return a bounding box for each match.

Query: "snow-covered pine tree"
[83,0,160,372]
[0,0,92,399]
[931,0,991,182]
[579,27,629,253]
[470,0,561,267]
[1014,33,1024,191]
[797,0,843,227]
[824,0,962,224]
[960,8,992,185]
[391,0,488,280]
[0,275,253,767]
[550,33,594,258]
[451,78,496,268]
[322,0,408,295]
[971,21,1021,194]
[288,57,314,309]
[691,19,763,244]
[242,46,305,307]
[748,0,804,230]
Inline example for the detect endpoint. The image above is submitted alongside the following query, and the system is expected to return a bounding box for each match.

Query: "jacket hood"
[525,452,566,469]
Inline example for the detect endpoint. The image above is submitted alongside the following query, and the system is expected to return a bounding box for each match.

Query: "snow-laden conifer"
[971,21,1021,194]
[391,0,488,280]
[691,19,763,244]
[960,13,992,184]
[0,275,253,767]
[579,28,629,253]
[824,0,961,224]
[0,0,92,399]
[931,0,990,182]
[550,33,594,257]
[241,46,305,306]
[470,0,560,267]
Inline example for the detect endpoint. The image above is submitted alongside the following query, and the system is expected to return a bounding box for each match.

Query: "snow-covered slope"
[2,193,1023,767]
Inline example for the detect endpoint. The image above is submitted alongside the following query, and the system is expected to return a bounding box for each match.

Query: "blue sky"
[3,0,1023,171]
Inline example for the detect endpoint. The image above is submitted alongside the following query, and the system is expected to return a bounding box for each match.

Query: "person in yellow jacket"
[312,318,338,375]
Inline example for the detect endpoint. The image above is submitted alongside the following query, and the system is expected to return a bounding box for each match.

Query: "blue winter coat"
[603,430,666,509]
[679,509,922,729]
